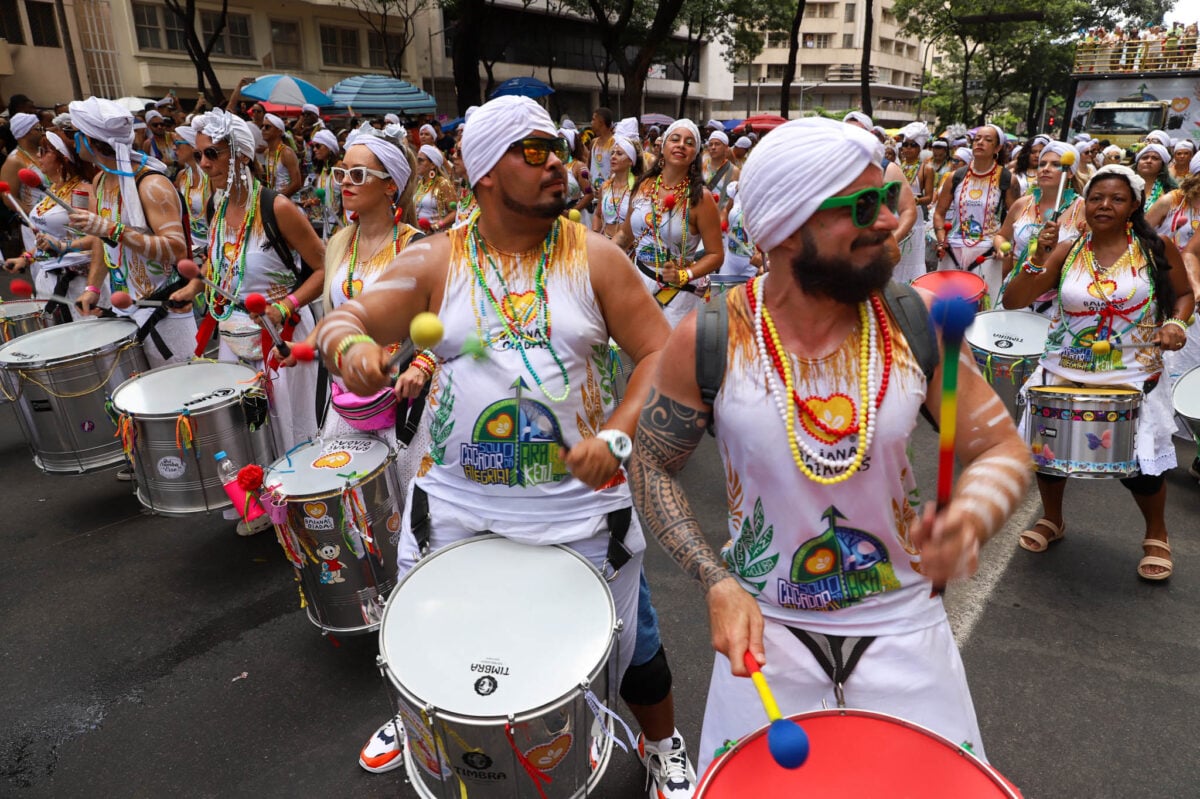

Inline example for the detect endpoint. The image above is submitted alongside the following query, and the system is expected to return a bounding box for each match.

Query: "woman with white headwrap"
[301,129,342,240]
[1135,143,1176,212]
[993,141,1086,317]
[592,134,640,238]
[71,97,201,370]
[1169,139,1196,182]
[260,113,302,197]
[194,108,326,472]
[418,123,438,148]
[172,125,210,255]
[613,119,724,328]
[449,149,477,228]
[411,144,456,232]
[3,129,101,321]
[559,127,594,223]
[1005,165,1193,580]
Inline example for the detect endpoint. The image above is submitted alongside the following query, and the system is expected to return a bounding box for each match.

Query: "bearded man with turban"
[630,117,1030,776]
[318,95,698,799]
[1,111,46,253]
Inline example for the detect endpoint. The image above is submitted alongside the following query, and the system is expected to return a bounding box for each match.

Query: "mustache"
[851,232,891,249]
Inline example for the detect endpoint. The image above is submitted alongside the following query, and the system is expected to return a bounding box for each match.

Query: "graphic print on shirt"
[721,495,779,596]
[462,378,569,487]
[778,505,901,611]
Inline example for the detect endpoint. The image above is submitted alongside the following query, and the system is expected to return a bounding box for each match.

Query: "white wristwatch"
[596,429,633,464]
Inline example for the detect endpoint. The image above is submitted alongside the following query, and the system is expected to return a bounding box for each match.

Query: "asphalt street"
[2,294,1199,797]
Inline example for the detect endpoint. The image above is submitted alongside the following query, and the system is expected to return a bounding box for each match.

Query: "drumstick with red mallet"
[0,181,38,229]
[175,258,245,311]
[17,168,73,213]
[928,292,978,596]
[240,293,317,362]
[9,278,76,307]
[742,652,809,769]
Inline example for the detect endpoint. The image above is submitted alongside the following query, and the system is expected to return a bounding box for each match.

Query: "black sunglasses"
[200,145,229,161]
[509,136,570,167]
[817,181,902,228]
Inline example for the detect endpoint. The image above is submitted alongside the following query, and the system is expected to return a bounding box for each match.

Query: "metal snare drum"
[1173,366,1200,445]
[0,319,147,473]
[263,436,403,635]
[966,310,1049,419]
[697,709,1021,798]
[1025,385,1141,477]
[378,536,620,799]
[109,361,276,515]
[0,299,53,343]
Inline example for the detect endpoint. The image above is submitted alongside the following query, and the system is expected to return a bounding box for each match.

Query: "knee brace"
[620,645,672,706]
[1119,473,1164,496]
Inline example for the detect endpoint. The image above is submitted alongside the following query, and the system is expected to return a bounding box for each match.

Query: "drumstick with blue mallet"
[929,292,978,597]
[741,651,809,769]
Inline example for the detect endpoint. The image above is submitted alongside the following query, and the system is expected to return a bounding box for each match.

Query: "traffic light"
[1047,114,1056,129]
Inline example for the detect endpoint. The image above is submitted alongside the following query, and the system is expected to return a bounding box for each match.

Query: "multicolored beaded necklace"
[955,163,1002,246]
[96,173,128,290]
[649,174,691,285]
[1060,231,1152,341]
[466,218,571,402]
[343,219,401,299]
[263,145,284,188]
[1144,179,1165,212]
[34,176,81,216]
[207,181,261,320]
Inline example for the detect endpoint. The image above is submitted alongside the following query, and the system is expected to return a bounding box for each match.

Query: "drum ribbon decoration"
[584,688,638,755]
[338,472,374,559]
[505,723,554,799]
[174,410,195,457]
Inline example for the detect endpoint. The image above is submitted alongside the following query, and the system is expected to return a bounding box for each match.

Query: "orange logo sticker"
[313,451,351,469]
[304,502,327,518]
[525,732,573,771]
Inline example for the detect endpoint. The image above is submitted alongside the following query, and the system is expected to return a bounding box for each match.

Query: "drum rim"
[0,300,49,320]
[696,707,1021,798]
[263,436,396,501]
[109,360,264,418]
[377,534,618,725]
[1028,385,1141,400]
[0,318,139,368]
[1172,365,1200,418]
[964,308,1051,355]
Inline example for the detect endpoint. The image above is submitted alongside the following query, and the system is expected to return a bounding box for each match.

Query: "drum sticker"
[777,505,901,611]
[314,543,346,584]
[474,676,498,696]
[524,733,573,772]
[302,501,335,531]
[312,451,351,469]
[322,438,376,454]
[463,390,568,487]
[456,751,507,783]
[157,455,186,480]
[80,419,96,433]
[397,704,451,779]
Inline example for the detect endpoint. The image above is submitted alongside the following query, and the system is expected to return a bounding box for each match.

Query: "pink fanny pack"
[330,382,397,431]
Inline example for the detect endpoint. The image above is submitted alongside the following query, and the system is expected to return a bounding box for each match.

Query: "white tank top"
[629,190,700,268]
[599,177,631,227]
[205,184,297,321]
[29,183,91,272]
[417,219,632,525]
[179,167,210,249]
[712,283,945,636]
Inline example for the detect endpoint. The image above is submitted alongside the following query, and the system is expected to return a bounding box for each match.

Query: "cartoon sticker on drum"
[315,543,345,584]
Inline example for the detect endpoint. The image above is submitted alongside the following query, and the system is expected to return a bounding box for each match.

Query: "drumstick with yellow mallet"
[1047,149,1077,222]
[741,651,810,769]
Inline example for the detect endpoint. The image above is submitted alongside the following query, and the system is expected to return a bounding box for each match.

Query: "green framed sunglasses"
[817,181,902,228]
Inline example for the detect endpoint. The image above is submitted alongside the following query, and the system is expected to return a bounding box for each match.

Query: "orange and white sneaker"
[359,717,406,774]
[639,731,696,799]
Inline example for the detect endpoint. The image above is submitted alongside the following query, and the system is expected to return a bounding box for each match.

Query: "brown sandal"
[1137,538,1173,581]
[1019,518,1065,553]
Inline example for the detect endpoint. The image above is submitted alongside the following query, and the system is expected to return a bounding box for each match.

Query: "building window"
[0,0,23,44]
[201,10,252,59]
[842,33,854,48]
[26,0,59,47]
[367,30,403,70]
[271,19,302,69]
[321,25,360,67]
[805,3,834,18]
[800,64,825,80]
[133,2,160,49]
[844,3,855,22]
[812,33,832,48]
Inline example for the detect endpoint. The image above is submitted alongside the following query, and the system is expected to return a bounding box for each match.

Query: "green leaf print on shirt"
[428,372,455,465]
[723,496,778,596]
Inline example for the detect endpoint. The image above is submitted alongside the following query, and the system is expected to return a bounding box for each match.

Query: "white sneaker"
[639,731,696,799]
[236,514,272,536]
[115,466,135,482]
[359,717,406,774]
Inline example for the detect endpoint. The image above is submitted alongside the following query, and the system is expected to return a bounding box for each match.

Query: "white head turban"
[1011,145,1023,160]
[384,113,400,125]
[1189,151,1200,176]
[1073,141,1091,158]
[662,119,701,149]
[51,112,72,130]
[264,113,285,131]
[706,119,722,131]
[843,111,873,130]
[45,132,74,163]
[10,113,37,139]
[559,128,577,151]
[312,129,339,155]
[419,123,437,139]
[614,117,639,140]
[1102,144,1123,158]
[953,147,973,163]
[419,144,444,168]
[302,103,320,116]
[345,135,412,197]
[560,117,576,130]
[977,124,1007,148]
[460,95,556,186]
[1145,129,1170,147]
[69,97,158,230]
[899,121,930,148]
[145,110,163,123]
[1040,141,1078,174]
[464,106,479,122]
[1030,134,1051,148]
[734,136,752,149]
[380,123,406,142]
[1074,133,1092,143]
[198,108,255,160]
[708,130,729,146]
[614,137,637,164]
[1175,139,1197,153]
[156,96,173,108]
[738,118,883,254]
[1085,163,1145,204]
[191,112,209,132]
[174,125,197,148]
[1137,143,1170,167]
[132,122,147,132]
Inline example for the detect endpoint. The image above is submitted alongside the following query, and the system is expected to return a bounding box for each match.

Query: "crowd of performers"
[2,91,1197,797]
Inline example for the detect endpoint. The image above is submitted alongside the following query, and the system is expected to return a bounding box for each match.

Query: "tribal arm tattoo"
[629,387,732,594]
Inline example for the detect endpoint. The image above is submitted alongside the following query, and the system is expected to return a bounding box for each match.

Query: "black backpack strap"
[950,165,968,198]
[784,626,875,708]
[257,187,295,275]
[696,296,729,435]
[882,281,939,430]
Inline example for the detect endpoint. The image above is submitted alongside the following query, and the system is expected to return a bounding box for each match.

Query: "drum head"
[0,300,44,320]
[263,436,392,496]
[1174,367,1200,420]
[965,310,1049,357]
[380,536,615,718]
[699,709,1019,797]
[111,361,261,415]
[912,271,987,302]
[0,318,137,365]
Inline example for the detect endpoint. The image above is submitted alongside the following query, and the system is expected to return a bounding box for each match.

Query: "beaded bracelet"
[1021,259,1045,275]
[111,222,126,243]
[1163,317,1188,333]
[334,333,376,371]
[411,350,437,378]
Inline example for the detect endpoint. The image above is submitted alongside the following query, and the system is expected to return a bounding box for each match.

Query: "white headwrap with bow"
[344,131,412,197]
[460,95,556,186]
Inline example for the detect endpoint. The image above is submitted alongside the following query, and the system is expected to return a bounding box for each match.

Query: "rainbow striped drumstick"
[929,295,977,596]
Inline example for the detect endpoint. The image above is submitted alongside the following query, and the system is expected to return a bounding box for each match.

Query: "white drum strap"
[585,689,638,754]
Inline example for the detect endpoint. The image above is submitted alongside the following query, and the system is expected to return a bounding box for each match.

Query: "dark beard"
[500,184,567,219]
[791,228,897,304]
